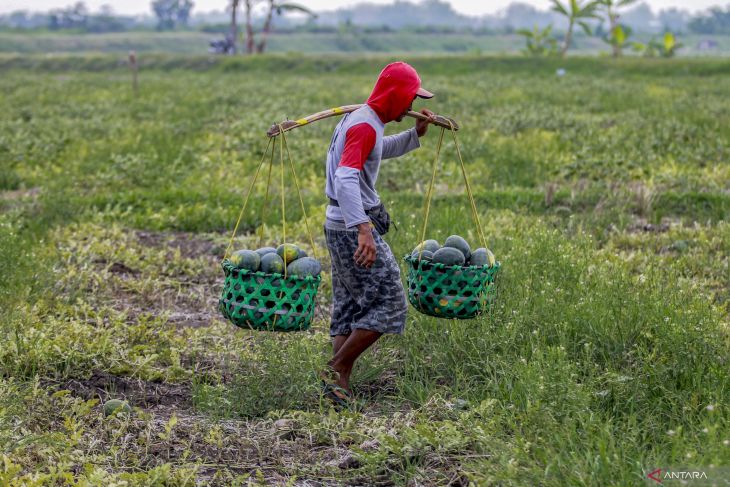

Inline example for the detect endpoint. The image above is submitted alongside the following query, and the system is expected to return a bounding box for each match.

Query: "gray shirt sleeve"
[381,127,420,160]
[334,166,370,229]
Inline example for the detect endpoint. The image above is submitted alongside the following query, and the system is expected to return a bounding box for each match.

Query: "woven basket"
[219,260,320,332]
[404,255,500,319]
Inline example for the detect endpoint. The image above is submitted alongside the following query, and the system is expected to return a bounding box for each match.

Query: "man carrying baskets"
[321,61,435,407]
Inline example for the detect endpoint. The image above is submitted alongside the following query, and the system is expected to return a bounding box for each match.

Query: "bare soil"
[54,369,192,409]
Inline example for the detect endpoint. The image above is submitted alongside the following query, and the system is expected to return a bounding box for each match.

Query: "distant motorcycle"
[209,35,235,55]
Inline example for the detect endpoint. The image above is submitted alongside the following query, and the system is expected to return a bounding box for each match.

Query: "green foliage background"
[0,55,728,485]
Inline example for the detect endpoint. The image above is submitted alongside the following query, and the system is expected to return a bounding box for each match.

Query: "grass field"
[0,55,728,485]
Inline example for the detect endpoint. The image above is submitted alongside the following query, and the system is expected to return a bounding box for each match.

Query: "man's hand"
[354,223,377,268]
[415,108,436,137]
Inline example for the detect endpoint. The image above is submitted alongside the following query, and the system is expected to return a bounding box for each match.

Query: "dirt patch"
[53,370,192,409]
[0,186,41,201]
[626,216,685,234]
[135,230,223,261]
[84,230,227,328]
[107,261,140,275]
[626,223,669,233]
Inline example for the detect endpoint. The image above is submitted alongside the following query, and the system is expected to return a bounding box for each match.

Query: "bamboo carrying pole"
[267,104,459,137]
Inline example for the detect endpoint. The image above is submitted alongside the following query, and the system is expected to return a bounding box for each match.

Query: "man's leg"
[328,328,382,391]
[332,334,349,355]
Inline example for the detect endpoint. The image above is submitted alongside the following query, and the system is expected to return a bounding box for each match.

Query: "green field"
[1,55,728,485]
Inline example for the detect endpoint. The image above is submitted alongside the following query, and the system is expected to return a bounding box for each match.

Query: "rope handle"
[222,127,319,266]
[223,137,273,262]
[416,122,487,260]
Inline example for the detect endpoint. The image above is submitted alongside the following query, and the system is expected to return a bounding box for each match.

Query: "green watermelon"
[255,247,277,258]
[260,252,285,274]
[277,244,300,264]
[412,239,440,254]
[297,248,308,259]
[411,249,434,261]
[286,257,321,277]
[432,247,465,266]
[230,249,260,271]
[485,248,496,266]
[444,235,471,260]
[103,399,131,417]
[469,248,488,266]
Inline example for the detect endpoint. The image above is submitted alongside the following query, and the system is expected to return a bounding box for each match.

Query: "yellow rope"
[257,141,276,248]
[449,122,488,250]
[417,127,445,260]
[278,126,287,278]
[223,137,273,262]
[417,123,487,255]
[281,128,318,261]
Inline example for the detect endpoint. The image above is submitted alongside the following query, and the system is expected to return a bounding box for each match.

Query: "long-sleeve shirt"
[325,104,420,228]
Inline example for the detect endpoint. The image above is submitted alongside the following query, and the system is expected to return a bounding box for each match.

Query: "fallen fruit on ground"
[103,399,132,417]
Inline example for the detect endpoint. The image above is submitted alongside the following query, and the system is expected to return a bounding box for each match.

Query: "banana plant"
[603,24,632,57]
[551,0,601,57]
[632,32,683,58]
[660,31,682,57]
[516,24,559,57]
[598,0,637,56]
[256,1,317,53]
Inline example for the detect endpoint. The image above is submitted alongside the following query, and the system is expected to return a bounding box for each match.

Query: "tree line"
[1,0,729,46]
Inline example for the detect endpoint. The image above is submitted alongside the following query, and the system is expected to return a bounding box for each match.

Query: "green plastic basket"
[219,260,321,332]
[404,255,500,319]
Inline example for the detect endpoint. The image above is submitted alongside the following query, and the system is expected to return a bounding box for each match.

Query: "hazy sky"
[0,0,720,15]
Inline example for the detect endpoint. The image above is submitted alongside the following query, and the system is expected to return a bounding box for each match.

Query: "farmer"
[321,61,435,407]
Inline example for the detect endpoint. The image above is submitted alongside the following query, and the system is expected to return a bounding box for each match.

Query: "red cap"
[366,62,434,123]
[416,87,434,99]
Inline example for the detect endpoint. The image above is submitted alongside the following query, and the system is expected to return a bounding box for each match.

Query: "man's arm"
[381,128,420,160]
[381,108,435,159]
[333,123,378,268]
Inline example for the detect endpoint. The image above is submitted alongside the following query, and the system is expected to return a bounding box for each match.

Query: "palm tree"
[228,0,241,54]
[244,0,255,53]
[256,1,316,53]
[599,0,637,57]
[551,0,601,57]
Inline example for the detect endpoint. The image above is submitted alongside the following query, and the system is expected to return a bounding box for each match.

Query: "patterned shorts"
[324,223,408,337]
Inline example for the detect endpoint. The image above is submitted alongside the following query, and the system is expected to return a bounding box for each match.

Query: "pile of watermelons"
[405,235,499,319]
[229,243,321,277]
[409,235,495,267]
[219,243,322,331]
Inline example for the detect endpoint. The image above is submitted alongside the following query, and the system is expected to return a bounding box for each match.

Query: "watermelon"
[286,257,321,277]
[432,247,465,266]
[230,249,260,271]
[260,252,285,274]
[255,247,277,258]
[277,244,300,264]
[444,235,471,260]
[103,399,131,417]
[469,248,489,266]
[411,249,434,261]
[297,248,308,259]
[412,239,440,254]
[485,248,496,266]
